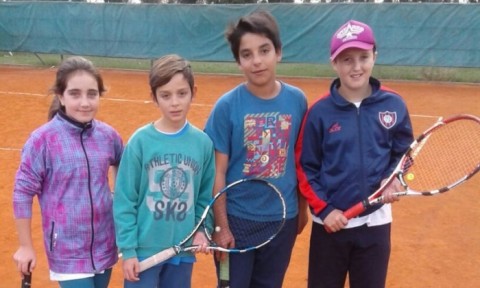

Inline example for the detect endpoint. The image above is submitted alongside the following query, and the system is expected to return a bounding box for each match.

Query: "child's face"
[237,32,282,87]
[331,48,376,92]
[59,70,100,123]
[153,73,194,128]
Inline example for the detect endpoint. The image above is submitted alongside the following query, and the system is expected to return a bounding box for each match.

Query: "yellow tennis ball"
[406,173,415,181]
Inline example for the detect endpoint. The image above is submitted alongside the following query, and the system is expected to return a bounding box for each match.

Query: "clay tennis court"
[1,65,479,287]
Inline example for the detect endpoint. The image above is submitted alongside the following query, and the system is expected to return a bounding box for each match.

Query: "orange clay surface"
[1,65,479,288]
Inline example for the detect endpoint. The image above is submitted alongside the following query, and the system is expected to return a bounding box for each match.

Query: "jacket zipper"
[49,221,55,251]
[80,127,96,271]
[356,107,368,201]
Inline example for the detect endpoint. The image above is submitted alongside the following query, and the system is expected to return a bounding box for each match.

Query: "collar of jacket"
[57,109,93,131]
[329,77,382,108]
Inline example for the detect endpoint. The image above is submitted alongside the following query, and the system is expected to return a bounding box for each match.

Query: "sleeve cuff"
[120,249,137,260]
[13,201,33,218]
[318,205,335,221]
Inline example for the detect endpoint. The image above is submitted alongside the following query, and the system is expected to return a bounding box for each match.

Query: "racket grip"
[138,248,177,272]
[21,275,32,288]
[324,201,368,233]
[219,254,230,288]
[343,201,367,220]
[21,262,32,288]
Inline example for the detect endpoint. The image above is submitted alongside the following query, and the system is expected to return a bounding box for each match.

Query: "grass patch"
[1,52,479,83]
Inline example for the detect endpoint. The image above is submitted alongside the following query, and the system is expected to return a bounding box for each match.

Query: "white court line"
[0,90,441,152]
[0,115,440,152]
[410,114,441,119]
[0,91,212,107]
[0,147,21,151]
[0,91,44,97]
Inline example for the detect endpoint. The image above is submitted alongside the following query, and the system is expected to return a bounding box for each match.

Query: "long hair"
[48,56,106,120]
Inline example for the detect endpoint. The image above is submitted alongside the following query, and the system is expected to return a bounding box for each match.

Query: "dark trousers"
[216,216,298,288]
[308,222,391,288]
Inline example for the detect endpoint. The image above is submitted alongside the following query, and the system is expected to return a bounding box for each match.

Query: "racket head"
[400,114,480,194]
[205,178,286,252]
[343,114,480,221]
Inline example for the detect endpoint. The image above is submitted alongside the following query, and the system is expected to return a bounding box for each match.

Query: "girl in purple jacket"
[13,56,123,288]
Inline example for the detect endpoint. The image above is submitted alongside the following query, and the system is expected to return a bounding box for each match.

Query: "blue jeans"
[124,262,193,288]
[58,268,112,288]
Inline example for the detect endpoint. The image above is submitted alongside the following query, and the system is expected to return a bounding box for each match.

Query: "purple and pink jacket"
[13,112,123,273]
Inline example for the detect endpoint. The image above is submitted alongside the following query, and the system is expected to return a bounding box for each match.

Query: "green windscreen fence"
[0,2,479,67]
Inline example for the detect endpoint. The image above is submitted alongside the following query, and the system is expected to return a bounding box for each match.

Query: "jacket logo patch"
[379,111,397,129]
[328,122,342,133]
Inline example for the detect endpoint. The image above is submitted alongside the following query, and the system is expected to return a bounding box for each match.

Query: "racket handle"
[139,248,177,272]
[219,254,230,288]
[21,262,32,288]
[343,201,367,219]
[21,275,32,288]
[324,201,368,233]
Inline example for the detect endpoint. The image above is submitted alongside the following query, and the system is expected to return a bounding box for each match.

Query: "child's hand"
[212,226,234,261]
[192,231,210,255]
[13,245,36,278]
[122,257,140,282]
[324,209,348,233]
[381,178,402,203]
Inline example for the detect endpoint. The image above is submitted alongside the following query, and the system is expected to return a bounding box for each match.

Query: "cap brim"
[330,42,374,61]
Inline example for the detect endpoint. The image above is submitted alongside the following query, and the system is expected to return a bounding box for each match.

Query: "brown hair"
[48,56,106,120]
[225,10,282,63]
[149,54,194,103]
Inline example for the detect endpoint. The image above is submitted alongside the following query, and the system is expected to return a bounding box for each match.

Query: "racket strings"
[211,179,286,250]
[228,215,283,248]
[405,119,480,192]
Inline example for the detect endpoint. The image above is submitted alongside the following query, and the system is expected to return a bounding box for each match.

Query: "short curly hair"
[225,10,282,63]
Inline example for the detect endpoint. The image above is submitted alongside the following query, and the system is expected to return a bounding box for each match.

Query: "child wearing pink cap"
[295,20,414,287]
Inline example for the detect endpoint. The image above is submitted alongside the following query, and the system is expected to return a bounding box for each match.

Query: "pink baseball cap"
[330,20,375,61]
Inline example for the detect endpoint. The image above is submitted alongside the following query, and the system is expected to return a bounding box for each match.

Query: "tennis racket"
[339,114,480,222]
[21,262,32,288]
[138,178,286,272]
